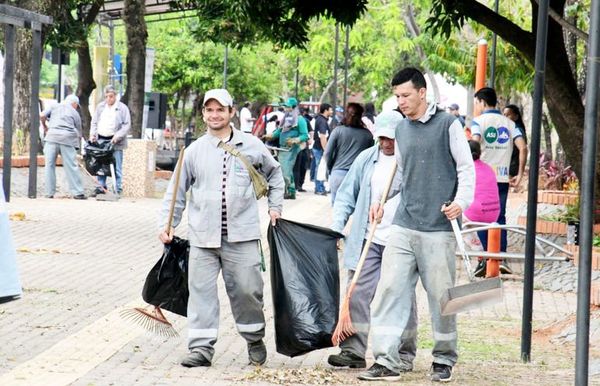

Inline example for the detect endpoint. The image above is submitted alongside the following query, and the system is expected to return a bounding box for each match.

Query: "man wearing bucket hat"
[362,68,474,382]
[268,97,309,199]
[328,110,418,371]
[158,88,284,368]
[40,94,87,199]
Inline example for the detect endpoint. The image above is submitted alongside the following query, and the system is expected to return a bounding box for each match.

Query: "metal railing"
[457,222,573,262]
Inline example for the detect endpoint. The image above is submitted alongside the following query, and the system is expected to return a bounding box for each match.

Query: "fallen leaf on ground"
[9,212,26,221]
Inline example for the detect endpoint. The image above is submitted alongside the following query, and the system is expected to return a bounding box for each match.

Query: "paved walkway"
[0,166,597,385]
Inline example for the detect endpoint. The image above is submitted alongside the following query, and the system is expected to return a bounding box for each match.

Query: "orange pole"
[486,227,501,277]
[475,39,488,94]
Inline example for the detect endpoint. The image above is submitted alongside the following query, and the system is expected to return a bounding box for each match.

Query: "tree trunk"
[13,27,33,155]
[541,111,552,160]
[404,4,441,102]
[76,40,96,138]
[121,0,147,139]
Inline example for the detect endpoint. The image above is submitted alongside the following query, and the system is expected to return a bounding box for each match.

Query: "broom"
[331,161,397,346]
[119,146,186,337]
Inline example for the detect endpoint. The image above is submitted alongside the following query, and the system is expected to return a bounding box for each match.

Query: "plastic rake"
[119,306,178,338]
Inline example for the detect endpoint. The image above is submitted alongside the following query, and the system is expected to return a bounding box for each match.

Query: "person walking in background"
[463,140,501,274]
[471,88,528,274]
[328,110,418,371]
[311,103,333,195]
[268,97,309,199]
[40,94,86,199]
[447,103,466,127]
[503,104,529,188]
[361,102,376,134]
[324,102,374,204]
[89,85,131,195]
[239,102,255,133]
[361,67,474,383]
[158,88,284,368]
[293,108,313,192]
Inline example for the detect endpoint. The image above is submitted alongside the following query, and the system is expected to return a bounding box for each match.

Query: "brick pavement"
[0,166,596,385]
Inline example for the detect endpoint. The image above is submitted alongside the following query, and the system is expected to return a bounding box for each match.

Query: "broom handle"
[165,147,186,232]
[348,162,398,292]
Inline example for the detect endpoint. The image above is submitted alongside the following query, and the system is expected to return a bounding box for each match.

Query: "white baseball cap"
[203,89,233,107]
[374,110,403,139]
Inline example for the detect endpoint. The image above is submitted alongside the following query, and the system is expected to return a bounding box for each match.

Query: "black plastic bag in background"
[268,218,343,357]
[84,140,115,176]
[142,236,190,317]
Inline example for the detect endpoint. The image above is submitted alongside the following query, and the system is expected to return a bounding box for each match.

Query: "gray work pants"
[187,238,265,361]
[371,225,458,372]
[340,241,418,370]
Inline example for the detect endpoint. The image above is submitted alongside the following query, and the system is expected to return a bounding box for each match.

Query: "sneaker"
[181,351,211,367]
[499,261,513,275]
[315,191,327,196]
[73,194,87,200]
[327,350,366,368]
[284,193,296,200]
[248,339,267,365]
[430,363,452,382]
[358,363,401,381]
[297,188,307,192]
[474,260,486,278]
[91,187,105,197]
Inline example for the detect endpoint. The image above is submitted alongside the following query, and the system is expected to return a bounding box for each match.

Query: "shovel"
[439,217,503,315]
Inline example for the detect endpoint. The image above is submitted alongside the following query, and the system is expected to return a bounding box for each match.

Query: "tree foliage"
[173,0,368,48]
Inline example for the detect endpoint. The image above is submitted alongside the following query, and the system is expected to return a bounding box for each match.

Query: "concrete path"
[0,166,595,385]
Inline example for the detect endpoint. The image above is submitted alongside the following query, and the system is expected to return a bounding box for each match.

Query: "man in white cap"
[158,88,284,368]
[328,110,418,371]
[40,94,86,199]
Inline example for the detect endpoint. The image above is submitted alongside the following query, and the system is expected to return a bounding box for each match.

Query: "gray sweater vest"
[393,110,458,232]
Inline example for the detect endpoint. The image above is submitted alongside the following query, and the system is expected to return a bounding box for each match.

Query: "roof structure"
[98,0,194,21]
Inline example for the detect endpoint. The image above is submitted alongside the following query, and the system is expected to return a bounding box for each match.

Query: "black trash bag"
[84,140,115,176]
[142,236,190,317]
[267,218,343,357]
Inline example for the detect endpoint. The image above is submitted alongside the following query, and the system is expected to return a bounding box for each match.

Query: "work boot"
[327,350,366,368]
[181,351,211,367]
[430,363,453,382]
[248,340,267,365]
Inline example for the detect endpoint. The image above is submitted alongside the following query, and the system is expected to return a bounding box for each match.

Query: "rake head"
[120,306,179,338]
[331,297,357,346]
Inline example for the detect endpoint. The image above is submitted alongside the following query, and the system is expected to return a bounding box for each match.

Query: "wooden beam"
[0,4,52,26]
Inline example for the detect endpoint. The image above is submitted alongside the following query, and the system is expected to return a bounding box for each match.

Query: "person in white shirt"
[239,102,255,133]
[89,85,131,195]
[471,87,528,274]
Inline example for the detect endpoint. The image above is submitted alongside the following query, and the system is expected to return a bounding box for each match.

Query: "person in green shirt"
[268,97,309,199]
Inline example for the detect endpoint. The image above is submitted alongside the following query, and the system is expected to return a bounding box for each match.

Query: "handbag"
[218,141,269,199]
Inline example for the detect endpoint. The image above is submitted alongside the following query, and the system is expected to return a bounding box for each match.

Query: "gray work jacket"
[90,101,131,150]
[159,129,284,248]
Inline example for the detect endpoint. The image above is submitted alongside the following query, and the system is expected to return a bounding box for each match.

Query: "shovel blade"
[440,277,503,316]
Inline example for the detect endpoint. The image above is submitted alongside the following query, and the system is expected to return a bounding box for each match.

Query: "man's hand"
[286,137,300,146]
[509,173,523,188]
[159,228,174,244]
[441,201,462,220]
[111,137,118,144]
[369,203,384,224]
[269,210,281,226]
